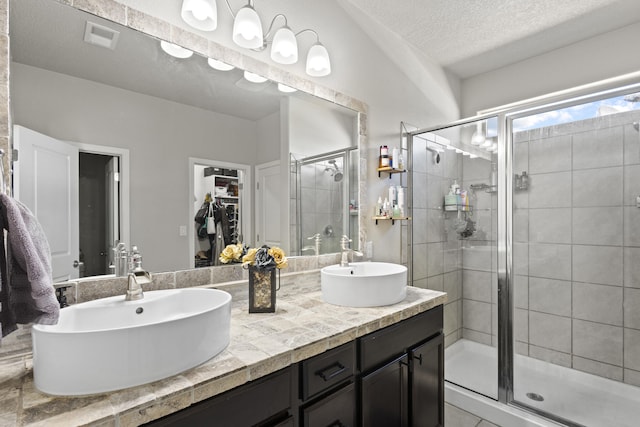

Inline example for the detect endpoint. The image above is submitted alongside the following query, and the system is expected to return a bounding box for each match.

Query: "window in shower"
[410,117,499,400]
[510,90,640,427]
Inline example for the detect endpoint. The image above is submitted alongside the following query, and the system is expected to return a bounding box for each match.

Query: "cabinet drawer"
[359,305,442,373]
[145,368,291,426]
[303,382,356,427]
[301,341,355,401]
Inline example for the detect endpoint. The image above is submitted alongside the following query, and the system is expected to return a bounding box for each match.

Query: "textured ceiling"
[342,0,640,78]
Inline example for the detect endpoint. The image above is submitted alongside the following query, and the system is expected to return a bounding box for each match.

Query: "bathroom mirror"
[9,0,362,280]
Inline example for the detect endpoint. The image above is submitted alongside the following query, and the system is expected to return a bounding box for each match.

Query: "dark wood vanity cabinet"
[359,305,444,427]
[145,305,443,427]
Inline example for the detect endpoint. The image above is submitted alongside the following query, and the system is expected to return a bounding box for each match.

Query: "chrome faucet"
[125,248,152,301]
[340,235,364,267]
[306,233,321,255]
[340,235,353,267]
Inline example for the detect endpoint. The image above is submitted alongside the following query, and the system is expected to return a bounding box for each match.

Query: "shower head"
[325,159,343,181]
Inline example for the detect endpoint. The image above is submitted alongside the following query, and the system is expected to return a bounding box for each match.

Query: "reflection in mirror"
[9,0,360,280]
[291,148,359,256]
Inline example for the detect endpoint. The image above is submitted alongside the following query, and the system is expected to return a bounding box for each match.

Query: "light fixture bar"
[180,0,331,76]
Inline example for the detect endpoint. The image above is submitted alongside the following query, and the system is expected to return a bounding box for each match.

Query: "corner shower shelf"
[373,216,411,225]
[444,205,473,213]
[377,167,406,179]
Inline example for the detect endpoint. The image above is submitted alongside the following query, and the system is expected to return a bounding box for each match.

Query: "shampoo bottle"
[392,147,399,169]
[397,187,405,217]
[389,185,397,206]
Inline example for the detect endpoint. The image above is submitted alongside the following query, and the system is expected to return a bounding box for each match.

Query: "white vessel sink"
[32,288,231,396]
[321,262,407,307]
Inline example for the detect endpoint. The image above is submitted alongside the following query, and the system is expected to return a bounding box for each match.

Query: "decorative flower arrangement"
[219,243,287,313]
[219,243,288,270]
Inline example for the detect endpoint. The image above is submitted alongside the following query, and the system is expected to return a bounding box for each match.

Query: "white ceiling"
[342,0,640,79]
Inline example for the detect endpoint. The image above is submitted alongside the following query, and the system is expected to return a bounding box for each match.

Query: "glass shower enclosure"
[409,80,640,427]
[290,148,358,256]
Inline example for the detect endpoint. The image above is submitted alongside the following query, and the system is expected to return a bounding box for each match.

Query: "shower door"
[294,149,357,255]
[508,89,640,427]
[410,117,500,400]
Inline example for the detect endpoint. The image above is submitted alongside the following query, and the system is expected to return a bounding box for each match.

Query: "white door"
[14,125,80,282]
[255,161,281,247]
[105,156,120,272]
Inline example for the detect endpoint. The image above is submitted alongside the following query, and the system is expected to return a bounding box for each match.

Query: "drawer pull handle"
[328,420,345,427]
[316,362,346,381]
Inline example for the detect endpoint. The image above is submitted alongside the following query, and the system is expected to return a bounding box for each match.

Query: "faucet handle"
[340,235,352,250]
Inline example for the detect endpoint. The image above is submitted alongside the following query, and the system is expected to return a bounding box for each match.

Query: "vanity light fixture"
[270,22,298,64]
[305,39,331,77]
[277,83,297,93]
[208,57,235,71]
[232,1,263,48]
[180,0,332,76]
[160,41,194,58]
[181,0,217,31]
[244,70,268,83]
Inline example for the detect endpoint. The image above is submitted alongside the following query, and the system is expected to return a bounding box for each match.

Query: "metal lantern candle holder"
[248,265,279,313]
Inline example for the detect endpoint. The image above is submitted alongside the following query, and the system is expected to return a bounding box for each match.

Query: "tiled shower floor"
[446,339,640,427]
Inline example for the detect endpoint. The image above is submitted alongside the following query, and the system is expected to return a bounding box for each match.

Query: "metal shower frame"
[406,71,640,427]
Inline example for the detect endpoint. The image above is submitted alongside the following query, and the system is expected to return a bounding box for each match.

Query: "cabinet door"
[361,354,409,427]
[410,333,444,427]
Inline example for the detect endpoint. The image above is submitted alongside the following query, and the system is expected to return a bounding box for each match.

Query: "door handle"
[414,353,423,365]
[73,260,80,268]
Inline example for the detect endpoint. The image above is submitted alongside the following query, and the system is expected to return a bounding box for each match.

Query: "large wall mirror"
[9,0,364,281]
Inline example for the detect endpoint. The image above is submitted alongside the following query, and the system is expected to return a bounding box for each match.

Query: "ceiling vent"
[83,21,120,50]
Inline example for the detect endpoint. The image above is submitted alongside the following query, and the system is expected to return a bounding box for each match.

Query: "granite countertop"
[0,270,447,427]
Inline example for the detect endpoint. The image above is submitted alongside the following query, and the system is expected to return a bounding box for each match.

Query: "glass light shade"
[470,122,485,146]
[306,42,331,77]
[271,26,298,64]
[233,5,263,49]
[277,83,297,93]
[160,41,193,59]
[207,58,234,71]
[244,70,268,83]
[181,0,217,31]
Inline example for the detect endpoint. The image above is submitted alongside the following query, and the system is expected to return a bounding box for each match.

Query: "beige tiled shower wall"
[513,109,640,387]
[411,136,464,348]
[460,156,498,347]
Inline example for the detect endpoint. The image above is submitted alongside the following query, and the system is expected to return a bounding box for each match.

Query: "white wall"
[113,0,461,264]
[11,63,265,272]
[256,112,281,163]
[462,22,640,117]
[288,97,357,158]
